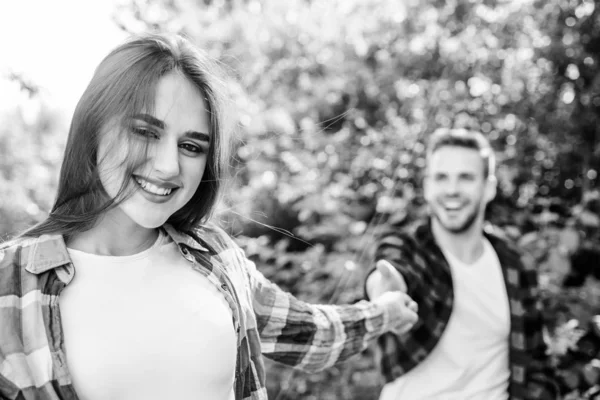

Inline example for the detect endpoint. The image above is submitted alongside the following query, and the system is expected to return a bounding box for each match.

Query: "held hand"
[366,260,408,299]
[367,260,417,335]
[373,291,418,335]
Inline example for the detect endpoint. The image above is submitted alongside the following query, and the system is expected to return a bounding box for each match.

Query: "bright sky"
[0,0,128,117]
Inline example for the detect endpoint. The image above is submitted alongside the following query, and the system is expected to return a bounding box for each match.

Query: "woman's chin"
[135,217,169,230]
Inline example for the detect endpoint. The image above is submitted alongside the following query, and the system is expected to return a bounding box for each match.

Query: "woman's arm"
[244,254,417,373]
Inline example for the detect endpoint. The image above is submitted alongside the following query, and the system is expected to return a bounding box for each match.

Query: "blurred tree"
[0,79,64,239]
[113,0,599,236]
[505,0,600,205]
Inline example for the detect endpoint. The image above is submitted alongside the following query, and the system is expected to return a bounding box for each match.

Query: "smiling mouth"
[440,201,466,211]
[133,176,178,197]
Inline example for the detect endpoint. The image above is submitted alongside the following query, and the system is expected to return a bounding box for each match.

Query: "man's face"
[424,146,496,234]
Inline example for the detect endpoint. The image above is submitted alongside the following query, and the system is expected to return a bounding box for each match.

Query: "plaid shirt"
[370,219,560,400]
[0,223,397,400]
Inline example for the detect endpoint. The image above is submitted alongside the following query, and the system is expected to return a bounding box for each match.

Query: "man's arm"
[364,231,423,301]
[363,230,437,382]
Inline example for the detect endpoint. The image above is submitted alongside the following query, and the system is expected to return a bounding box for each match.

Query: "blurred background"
[2,0,600,398]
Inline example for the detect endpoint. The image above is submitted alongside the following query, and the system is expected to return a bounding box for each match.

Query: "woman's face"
[97,71,211,229]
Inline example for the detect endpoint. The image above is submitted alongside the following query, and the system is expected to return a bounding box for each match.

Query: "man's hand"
[367,260,418,335]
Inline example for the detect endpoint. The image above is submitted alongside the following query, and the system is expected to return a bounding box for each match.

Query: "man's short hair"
[426,128,496,177]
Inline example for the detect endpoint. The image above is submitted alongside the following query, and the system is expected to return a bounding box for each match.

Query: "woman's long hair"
[21,33,232,240]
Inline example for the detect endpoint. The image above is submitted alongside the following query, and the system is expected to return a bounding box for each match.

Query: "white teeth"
[134,177,173,196]
[442,202,463,210]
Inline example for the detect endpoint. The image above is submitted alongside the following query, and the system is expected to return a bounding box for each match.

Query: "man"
[365,129,558,399]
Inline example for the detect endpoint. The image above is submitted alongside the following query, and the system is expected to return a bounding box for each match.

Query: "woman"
[0,33,417,400]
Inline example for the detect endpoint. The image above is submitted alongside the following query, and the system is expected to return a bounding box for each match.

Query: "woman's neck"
[67,208,159,256]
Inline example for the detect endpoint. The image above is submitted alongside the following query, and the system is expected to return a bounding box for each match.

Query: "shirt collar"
[22,234,72,275]
[162,224,209,252]
[415,217,506,258]
[23,224,208,275]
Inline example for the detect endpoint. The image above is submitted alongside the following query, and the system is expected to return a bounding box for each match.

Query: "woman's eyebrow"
[132,113,210,142]
[132,113,165,129]
[185,131,211,142]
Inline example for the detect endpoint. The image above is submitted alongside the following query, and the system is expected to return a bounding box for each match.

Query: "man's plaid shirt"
[369,219,560,400]
[0,223,398,400]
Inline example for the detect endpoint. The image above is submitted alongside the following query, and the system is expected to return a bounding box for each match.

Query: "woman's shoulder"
[0,236,37,278]
[192,221,240,253]
[0,233,68,272]
[1,233,65,250]
[0,235,38,257]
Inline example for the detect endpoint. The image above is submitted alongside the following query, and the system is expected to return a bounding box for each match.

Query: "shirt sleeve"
[198,223,409,373]
[0,371,19,399]
[364,231,426,382]
[243,250,400,373]
[363,228,457,382]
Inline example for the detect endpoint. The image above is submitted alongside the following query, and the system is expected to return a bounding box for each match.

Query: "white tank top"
[59,231,237,400]
[379,238,510,400]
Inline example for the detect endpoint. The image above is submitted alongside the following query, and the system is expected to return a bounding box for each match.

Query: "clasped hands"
[367,260,418,335]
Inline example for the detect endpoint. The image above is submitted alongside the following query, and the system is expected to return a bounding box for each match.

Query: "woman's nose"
[151,140,180,178]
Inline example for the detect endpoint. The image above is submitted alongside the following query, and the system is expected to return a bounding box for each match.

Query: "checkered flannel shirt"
[0,222,398,400]
[368,219,560,400]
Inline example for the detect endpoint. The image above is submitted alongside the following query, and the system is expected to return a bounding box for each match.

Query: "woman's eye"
[131,127,158,139]
[180,143,203,154]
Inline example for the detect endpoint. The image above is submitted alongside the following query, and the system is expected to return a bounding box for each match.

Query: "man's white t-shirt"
[59,231,237,400]
[379,238,511,400]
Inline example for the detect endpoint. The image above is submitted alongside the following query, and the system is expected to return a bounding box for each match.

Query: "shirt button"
[181,247,189,255]
[221,283,228,291]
